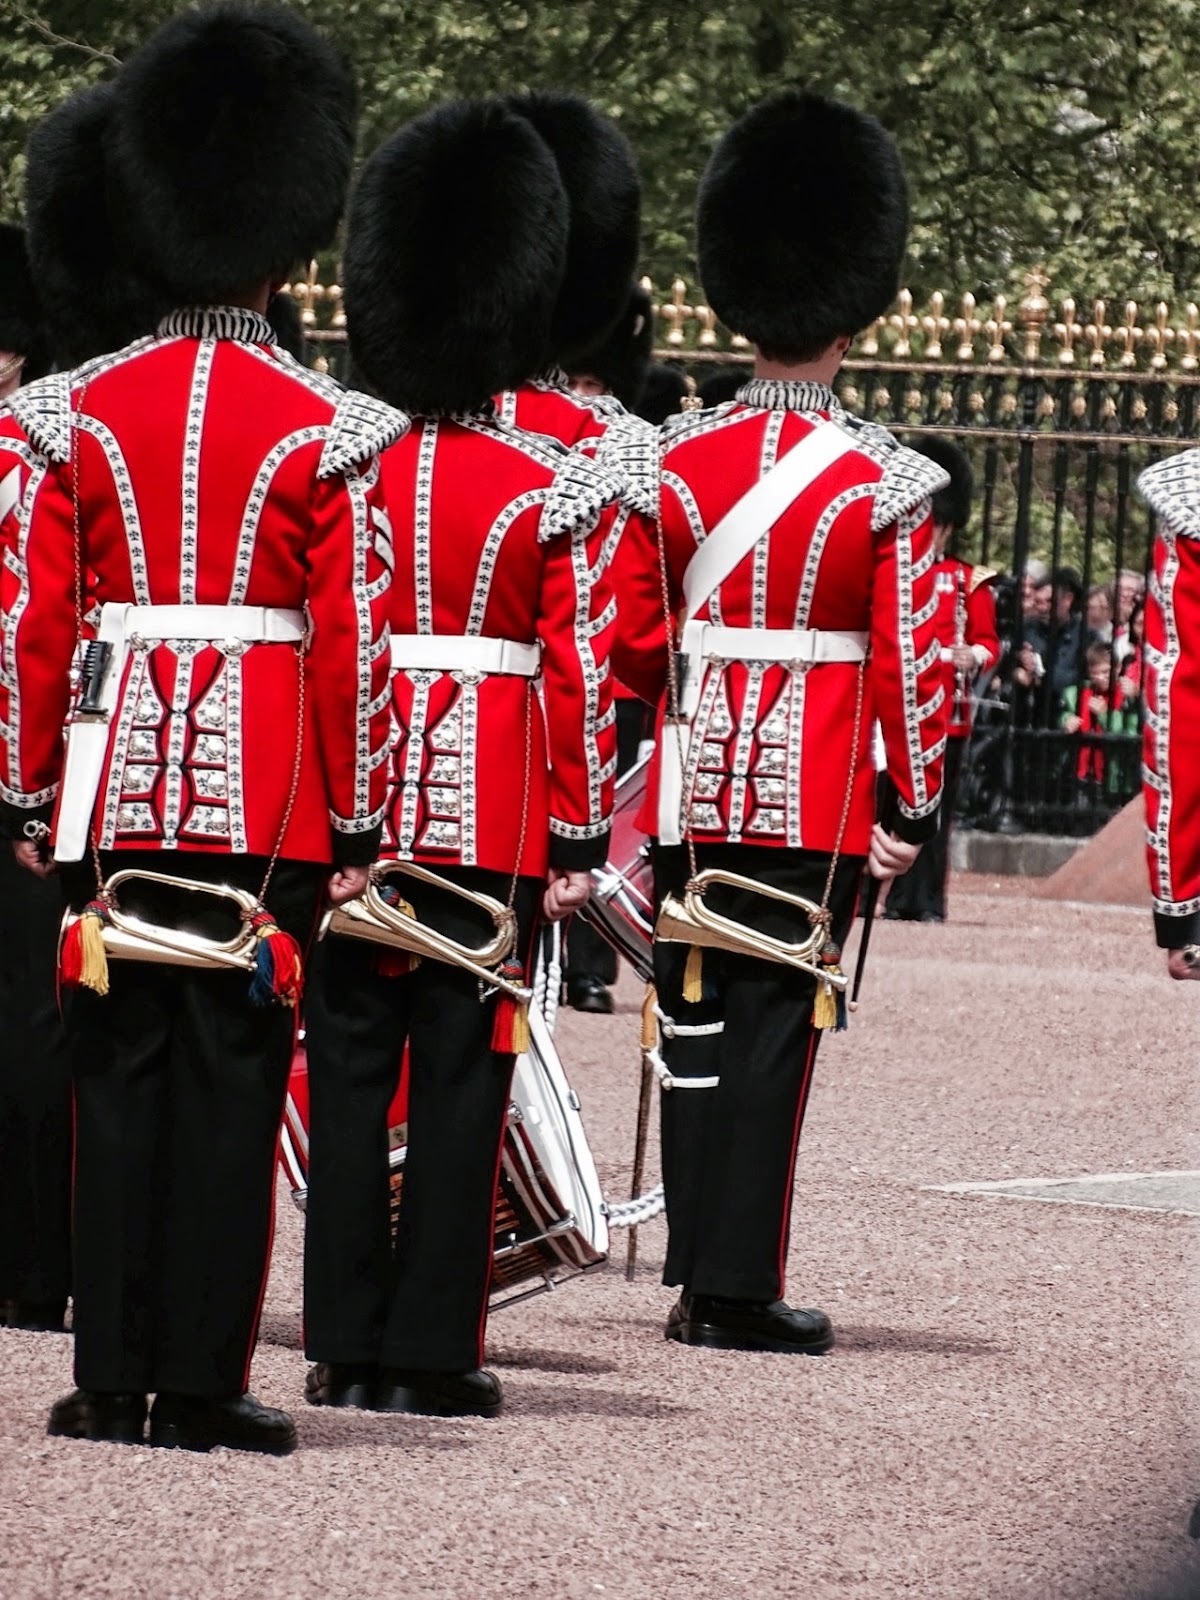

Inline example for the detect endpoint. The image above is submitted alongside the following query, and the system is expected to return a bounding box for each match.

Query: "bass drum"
[279,1006,608,1311]
[578,753,654,980]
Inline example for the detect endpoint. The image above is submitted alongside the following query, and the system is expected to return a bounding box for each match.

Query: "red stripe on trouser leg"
[775,1027,821,1301]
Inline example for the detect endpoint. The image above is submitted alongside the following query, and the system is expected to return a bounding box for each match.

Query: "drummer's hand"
[327,864,370,905]
[543,869,591,921]
[1167,947,1200,981]
[13,839,55,878]
[868,825,920,883]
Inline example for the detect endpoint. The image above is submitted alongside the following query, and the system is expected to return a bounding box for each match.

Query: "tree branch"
[14,7,122,67]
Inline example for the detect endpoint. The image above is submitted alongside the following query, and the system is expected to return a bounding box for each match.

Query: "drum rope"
[604,1183,665,1229]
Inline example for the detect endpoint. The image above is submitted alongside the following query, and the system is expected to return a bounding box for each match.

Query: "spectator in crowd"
[1060,639,1140,807]
[1112,566,1145,660]
[636,362,689,424]
[1117,595,1146,708]
[1086,581,1113,642]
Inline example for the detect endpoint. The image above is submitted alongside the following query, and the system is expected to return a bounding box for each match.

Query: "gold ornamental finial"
[858,313,885,359]
[953,293,981,362]
[888,288,918,358]
[288,260,324,328]
[660,279,694,348]
[1179,304,1200,372]
[921,291,949,361]
[1115,301,1143,368]
[984,295,1012,363]
[1084,300,1112,367]
[693,303,719,349]
[1018,268,1050,363]
[1145,303,1173,370]
[1054,297,1082,366]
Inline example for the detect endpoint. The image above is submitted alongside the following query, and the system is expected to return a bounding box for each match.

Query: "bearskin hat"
[24,83,165,368]
[504,92,640,365]
[697,366,746,409]
[912,434,973,532]
[697,89,908,359]
[0,224,45,375]
[636,362,689,426]
[566,284,653,409]
[111,3,356,305]
[344,99,568,415]
[266,290,306,362]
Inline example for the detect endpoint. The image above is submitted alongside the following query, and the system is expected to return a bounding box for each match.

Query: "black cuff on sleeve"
[891,804,939,847]
[0,799,55,842]
[331,824,382,869]
[1154,907,1200,949]
[549,830,611,872]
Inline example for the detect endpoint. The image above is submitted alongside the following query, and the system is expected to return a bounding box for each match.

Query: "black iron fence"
[288,265,1200,838]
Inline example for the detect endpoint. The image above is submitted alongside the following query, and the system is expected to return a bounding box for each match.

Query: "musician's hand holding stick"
[849,779,920,1011]
[327,864,370,906]
[543,869,590,922]
[13,820,55,878]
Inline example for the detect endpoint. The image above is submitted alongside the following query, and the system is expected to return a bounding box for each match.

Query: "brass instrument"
[58,870,264,972]
[320,859,531,1002]
[655,868,847,989]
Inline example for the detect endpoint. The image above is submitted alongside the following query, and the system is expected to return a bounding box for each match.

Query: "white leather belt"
[390,634,541,677]
[53,601,305,863]
[123,604,306,643]
[691,624,868,667]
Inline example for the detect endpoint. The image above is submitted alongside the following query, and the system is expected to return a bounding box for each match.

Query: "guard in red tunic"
[1,6,402,1452]
[0,222,72,1334]
[613,90,949,1354]
[886,436,998,922]
[1137,452,1200,982]
[302,99,619,1419]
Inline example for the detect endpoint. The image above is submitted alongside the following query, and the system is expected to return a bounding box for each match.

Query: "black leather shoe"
[665,1293,833,1355]
[47,1388,147,1444]
[150,1391,297,1455]
[373,1367,503,1418]
[566,974,614,1014]
[2,1298,68,1332]
[305,1362,376,1409]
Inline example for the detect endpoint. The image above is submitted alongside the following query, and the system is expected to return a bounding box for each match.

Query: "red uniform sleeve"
[966,578,1000,672]
[1143,524,1200,947]
[306,459,393,866]
[0,448,76,827]
[610,504,669,706]
[537,516,616,870]
[872,504,947,843]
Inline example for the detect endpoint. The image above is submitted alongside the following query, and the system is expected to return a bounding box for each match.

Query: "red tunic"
[378,411,620,876]
[930,556,1000,739]
[1137,451,1200,947]
[612,379,949,853]
[0,309,403,865]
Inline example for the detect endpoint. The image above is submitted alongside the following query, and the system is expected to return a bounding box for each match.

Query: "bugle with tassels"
[59,869,304,1007]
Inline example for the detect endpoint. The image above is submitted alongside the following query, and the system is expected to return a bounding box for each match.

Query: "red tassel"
[490,959,530,1056]
[60,900,111,994]
[60,914,84,988]
[249,910,304,1008]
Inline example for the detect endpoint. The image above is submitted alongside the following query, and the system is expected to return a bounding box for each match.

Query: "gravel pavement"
[1,878,1197,1600]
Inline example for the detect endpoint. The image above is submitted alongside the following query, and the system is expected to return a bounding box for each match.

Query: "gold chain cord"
[506,679,534,914]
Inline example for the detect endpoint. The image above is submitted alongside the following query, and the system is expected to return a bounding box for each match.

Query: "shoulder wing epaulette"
[590,411,659,518]
[318,390,410,479]
[541,449,624,542]
[870,443,951,534]
[7,372,74,464]
[1138,451,1200,540]
[969,565,999,595]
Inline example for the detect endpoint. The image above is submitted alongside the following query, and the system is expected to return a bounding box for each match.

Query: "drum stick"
[626,1050,655,1281]
[849,778,897,1011]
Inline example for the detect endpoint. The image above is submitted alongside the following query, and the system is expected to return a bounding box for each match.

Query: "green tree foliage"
[2,0,1199,300]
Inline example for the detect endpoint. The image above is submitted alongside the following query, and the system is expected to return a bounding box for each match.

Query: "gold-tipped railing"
[282,264,1200,377]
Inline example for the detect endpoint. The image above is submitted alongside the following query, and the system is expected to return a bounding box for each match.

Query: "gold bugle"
[654,867,846,989]
[58,869,264,972]
[320,858,531,1002]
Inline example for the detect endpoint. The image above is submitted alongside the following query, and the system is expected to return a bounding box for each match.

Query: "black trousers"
[61,852,322,1396]
[886,736,965,920]
[0,850,73,1308]
[651,844,862,1301]
[303,870,540,1373]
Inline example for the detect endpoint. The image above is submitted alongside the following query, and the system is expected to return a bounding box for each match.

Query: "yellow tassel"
[812,978,838,1030]
[77,907,111,996]
[682,945,704,1004]
[509,1001,530,1057]
[640,984,659,1050]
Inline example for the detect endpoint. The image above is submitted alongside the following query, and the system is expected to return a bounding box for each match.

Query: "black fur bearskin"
[697,89,908,360]
[344,99,568,415]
